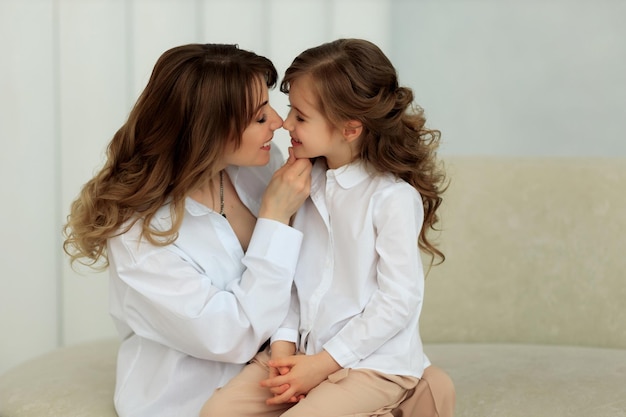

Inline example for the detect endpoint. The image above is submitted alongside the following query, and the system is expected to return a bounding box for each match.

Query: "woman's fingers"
[258,154,311,224]
[286,146,296,164]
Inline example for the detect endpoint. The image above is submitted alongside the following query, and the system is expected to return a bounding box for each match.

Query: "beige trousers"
[201,350,455,417]
[392,363,455,417]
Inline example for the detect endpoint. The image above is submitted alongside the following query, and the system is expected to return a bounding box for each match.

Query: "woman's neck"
[188,171,223,212]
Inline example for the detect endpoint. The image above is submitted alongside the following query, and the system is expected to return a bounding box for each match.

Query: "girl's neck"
[325,148,359,170]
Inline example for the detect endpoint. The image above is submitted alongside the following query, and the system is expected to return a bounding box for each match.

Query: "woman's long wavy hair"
[63,43,278,269]
[281,38,447,265]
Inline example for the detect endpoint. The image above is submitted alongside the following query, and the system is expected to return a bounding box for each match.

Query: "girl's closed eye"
[287,105,305,122]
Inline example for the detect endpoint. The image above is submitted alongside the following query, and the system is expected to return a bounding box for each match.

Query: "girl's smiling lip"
[291,137,302,146]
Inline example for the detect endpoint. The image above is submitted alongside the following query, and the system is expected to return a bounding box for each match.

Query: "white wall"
[389,0,626,156]
[1,0,624,374]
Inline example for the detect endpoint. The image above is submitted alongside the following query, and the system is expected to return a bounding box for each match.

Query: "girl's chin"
[291,147,308,159]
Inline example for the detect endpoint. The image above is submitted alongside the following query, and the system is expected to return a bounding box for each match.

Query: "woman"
[63,43,312,417]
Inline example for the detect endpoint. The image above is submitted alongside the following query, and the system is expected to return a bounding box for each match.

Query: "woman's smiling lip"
[261,140,272,150]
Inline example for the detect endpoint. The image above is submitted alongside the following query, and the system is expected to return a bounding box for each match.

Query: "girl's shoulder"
[373,170,417,191]
[371,173,422,206]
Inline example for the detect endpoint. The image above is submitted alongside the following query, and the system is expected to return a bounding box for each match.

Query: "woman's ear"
[342,120,363,142]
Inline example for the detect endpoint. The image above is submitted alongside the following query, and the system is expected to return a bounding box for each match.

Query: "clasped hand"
[261,350,342,405]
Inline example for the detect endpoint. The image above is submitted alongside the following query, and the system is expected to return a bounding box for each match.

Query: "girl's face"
[283,75,350,169]
[223,83,283,167]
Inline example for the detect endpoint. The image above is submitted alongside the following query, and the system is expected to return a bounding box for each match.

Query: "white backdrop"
[1,0,624,374]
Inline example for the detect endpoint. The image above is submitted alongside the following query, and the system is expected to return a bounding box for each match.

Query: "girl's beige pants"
[201,349,455,417]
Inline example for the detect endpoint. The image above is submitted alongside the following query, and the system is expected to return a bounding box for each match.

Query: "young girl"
[201,38,452,417]
[62,43,312,417]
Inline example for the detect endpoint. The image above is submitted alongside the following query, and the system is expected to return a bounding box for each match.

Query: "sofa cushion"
[2,339,625,417]
[421,158,626,350]
[428,343,626,417]
[0,339,118,417]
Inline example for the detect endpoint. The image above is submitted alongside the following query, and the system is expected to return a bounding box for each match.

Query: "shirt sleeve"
[109,218,302,364]
[270,283,300,346]
[322,185,425,368]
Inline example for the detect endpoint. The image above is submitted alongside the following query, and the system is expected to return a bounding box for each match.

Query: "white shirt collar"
[184,197,212,217]
[316,159,374,189]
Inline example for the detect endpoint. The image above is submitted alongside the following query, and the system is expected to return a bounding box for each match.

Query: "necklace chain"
[219,170,226,218]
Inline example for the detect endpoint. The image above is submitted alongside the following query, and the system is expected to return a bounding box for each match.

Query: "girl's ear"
[342,120,363,142]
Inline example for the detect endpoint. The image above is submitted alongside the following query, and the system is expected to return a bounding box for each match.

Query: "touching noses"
[269,108,284,131]
[282,111,294,133]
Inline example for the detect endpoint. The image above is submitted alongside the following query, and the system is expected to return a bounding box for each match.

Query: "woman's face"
[223,83,283,167]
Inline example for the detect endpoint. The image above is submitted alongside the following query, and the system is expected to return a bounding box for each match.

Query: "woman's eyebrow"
[255,100,269,113]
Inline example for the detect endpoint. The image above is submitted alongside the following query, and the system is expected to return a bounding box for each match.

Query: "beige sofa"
[1,157,625,417]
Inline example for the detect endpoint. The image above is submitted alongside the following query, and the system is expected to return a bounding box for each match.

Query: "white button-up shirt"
[108,147,303,417]
[275,159,430,378]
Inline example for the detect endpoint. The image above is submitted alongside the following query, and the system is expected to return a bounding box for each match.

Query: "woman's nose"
[282,114,293,132]
[270,108,283,130]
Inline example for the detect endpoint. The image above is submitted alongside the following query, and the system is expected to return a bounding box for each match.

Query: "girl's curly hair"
[281,38,447,265]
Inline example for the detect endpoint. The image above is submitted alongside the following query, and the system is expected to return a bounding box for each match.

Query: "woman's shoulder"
[108,203,174,250]
[108,217,179,269]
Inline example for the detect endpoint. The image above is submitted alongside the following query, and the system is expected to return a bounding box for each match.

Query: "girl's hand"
[260,350,341,405]
[259,147,311,225]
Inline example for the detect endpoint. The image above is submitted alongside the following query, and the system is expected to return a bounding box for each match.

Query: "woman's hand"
[259,148,312,225]
[260,350,341,405]
[267,341,297,398]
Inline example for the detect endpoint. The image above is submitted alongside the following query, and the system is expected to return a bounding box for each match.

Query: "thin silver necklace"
[219,170,226,218]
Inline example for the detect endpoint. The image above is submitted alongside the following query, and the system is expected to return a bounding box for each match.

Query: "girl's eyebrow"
[288,104,309,118]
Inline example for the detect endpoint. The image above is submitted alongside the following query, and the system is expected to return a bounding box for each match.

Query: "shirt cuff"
[271,328,299,346]
[323,337,360,368]
[247,218,303,272]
